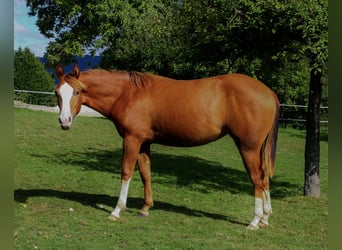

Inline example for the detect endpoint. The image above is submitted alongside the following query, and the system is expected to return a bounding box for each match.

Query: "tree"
[14,47,55,105]
[27,0,327,194]
[300,0,328,197]
[176,0,327,197]
[215,0,327,197]
[100,0,177,74]
[26,0,145,67]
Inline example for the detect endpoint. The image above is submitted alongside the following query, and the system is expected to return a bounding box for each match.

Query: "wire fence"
[279,103,328,125]
[14,89,328,125]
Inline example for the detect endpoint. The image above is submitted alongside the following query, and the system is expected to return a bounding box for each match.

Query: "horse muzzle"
[59,116,72,130]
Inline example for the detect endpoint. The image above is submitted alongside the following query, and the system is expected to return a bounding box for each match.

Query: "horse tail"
[261,93,280,179]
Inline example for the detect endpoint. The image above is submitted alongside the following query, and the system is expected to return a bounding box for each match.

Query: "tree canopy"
[25,0,328,196]
[26,0,327,106]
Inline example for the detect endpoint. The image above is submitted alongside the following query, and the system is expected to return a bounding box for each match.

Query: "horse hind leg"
[259,180,272,228]
[137,143,154,217]
[248,188,272,230]
[240,148,272,230]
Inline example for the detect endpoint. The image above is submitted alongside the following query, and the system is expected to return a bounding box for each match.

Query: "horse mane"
[64,69,152,90]
[65,74,88,92]
[129,71,153,89]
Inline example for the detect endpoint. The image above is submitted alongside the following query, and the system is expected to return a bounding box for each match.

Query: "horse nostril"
[59,117,72,124]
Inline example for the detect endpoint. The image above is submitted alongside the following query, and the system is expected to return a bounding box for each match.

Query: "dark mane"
[78,69,152,89]
[129,71,153,89]
[65,74,88,91]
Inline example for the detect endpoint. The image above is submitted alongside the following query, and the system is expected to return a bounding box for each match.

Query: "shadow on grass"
[30,148,301,199]
[14,188,247,226]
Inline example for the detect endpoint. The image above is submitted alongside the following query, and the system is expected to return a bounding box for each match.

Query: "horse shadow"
[19,147,302,225]
[14,188,247,226]
[29,147,301,199]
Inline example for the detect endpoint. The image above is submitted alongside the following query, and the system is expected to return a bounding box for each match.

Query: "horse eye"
[75,90,80,96]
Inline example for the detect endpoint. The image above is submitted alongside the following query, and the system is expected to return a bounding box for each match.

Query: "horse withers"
[55,64,280,230]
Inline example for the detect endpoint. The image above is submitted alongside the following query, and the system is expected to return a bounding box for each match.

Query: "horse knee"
[121,170,134,181]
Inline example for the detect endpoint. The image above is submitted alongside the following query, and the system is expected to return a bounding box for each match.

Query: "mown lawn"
[14,108,328,249]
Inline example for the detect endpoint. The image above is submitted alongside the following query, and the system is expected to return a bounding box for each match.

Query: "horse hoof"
[258,221,269,228]
[247,224,259,230]
[137,211,148,217]
[108,214,120,221]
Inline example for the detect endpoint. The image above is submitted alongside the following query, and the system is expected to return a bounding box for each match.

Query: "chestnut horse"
[55,64,280,230]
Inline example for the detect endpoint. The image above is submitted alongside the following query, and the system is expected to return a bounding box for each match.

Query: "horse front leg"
[137,143,153,217]
[108,135,141,221]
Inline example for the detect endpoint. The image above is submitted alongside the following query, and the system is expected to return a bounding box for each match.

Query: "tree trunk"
[304,68,322,197]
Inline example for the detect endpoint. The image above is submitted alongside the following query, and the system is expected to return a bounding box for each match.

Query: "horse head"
[55,64,87,130]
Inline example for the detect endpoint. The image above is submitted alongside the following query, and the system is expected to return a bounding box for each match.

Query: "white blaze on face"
[59,83,74,128]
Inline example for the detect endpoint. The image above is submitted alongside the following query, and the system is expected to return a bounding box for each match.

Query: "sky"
[14,0,51,57]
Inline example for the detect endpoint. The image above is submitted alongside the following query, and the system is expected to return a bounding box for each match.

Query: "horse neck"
[80,71,129,117]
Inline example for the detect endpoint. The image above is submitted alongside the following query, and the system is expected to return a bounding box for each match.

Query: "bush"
[14,47,55,106]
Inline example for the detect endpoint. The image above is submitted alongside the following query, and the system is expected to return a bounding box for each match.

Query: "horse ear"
[73,64,80,79]
[56,64,64,77]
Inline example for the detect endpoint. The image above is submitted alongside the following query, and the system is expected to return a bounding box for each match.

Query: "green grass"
[14,108,328,249]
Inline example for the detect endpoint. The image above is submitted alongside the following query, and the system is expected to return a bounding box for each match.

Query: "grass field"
[14,108,328,249]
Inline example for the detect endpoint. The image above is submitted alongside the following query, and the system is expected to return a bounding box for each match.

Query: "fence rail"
[280,103,328,109]
[14,89,55,95]
[279,103,328,124]
[14,89,328,124]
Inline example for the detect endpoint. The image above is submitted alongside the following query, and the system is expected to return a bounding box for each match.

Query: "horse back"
[149,73,276,120]
[144,74,276,146]
[113,73,277,147]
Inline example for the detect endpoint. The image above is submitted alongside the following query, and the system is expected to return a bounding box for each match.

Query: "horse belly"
[154,133,224,147]
[153,116,226,147]
[151,80,227,146]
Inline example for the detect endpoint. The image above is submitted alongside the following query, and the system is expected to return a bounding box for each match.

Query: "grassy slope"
[14,108,328,249]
